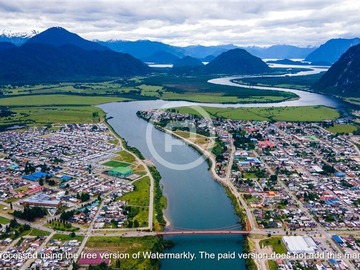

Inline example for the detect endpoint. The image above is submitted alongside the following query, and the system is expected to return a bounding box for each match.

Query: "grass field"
[47,221,80,232]
[162,92,289,103]
[52,233,84,242]
[1,76,299,105]
[268,260,279,270]
[0,216,10,224]
[120,176,150,227]
[327,124,358,134]
[238,73,324,91]
[14,186,29,193]
[2,80,163,99]
[132,163,147,176]
[142,74,298,103]
[0,94,128,106]
[173,130,215,150]
[102,160,131,167]
[176,105,340,122]
[115,150,136,163]
[20,227,51,237]
[0,94,126,129]
[0,203,9,214]
[259,236,287,254]
[86,236,161,269]
[3,106,105,127]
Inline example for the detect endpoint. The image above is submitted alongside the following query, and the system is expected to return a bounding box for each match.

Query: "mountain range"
[314,43,360,97]
[2,29,318,62]
[0,27,149,83]
[98,41,314,62]
[305,38,360,64]
[0,27,279,84]
[1,26,360,98]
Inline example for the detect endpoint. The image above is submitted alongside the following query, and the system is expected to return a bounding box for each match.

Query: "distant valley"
[0,26,360,99]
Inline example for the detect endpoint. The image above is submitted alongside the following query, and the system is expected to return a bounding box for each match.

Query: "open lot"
[86,236,161,269]
[120,176,150,226]
[259,236,287,254]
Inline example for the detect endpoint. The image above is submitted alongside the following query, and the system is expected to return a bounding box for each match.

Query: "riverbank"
[136,112,247,224]
[104,117,157,232]
[153,126,259,270]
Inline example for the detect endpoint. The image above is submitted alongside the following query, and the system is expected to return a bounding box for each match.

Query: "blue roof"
[335,172,346,177]
[22,172,51,181]
[332,235,344,244]
[60,175,72,182]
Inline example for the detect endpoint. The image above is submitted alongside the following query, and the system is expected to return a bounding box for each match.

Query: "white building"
[283,236,318,254]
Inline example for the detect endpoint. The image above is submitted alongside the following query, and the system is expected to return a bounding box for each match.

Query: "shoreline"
[155,125,248,224]
[135,113,248,226]
[103,117,156,232]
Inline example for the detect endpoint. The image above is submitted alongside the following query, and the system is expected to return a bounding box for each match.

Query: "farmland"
[175,105,340,122]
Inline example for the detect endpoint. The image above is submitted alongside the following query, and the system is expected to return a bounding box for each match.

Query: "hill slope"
[314,44,360,97]
[0,42,16,51]
[143,50,180,64]
[246,45,315,59]
[204,48,270,75]
[305,38,360,64]
[99,40,185,60]
[0,28,150,83]
[173,56,204,68]
[26,26,108,51]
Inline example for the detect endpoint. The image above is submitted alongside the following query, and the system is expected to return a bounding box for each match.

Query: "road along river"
[99,65,346,270]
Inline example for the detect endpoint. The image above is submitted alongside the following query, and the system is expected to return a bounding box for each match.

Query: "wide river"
[99,71,345,270]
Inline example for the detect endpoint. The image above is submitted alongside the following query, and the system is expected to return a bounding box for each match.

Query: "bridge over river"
[155,230,250,236]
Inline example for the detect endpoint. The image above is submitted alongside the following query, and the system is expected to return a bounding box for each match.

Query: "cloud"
[0,0,359,46]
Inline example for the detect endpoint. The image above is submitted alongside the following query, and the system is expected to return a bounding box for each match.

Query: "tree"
[133,219,139,228]
[115,259,121,269]
[40,163,47,173]
[10,218,18,228]
[80,192,90,202]
[127,220,133,228]
[72,262,80,270]
[39,178,44,186]
[69,232,76,238]
[270,174,277,182]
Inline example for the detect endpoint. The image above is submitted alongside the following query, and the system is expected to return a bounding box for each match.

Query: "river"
[101,100,246,270]
[99,68,345,270]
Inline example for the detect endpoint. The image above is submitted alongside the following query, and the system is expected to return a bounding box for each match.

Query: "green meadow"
[327,124,358,134]
[176,105,340,122]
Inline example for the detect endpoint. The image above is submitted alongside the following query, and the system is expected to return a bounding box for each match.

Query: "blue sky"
[0,0,359,46]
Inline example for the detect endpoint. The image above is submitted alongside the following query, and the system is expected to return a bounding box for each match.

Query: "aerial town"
[138,108,360,270]
[0,109,360,269]
[0,123,150,269]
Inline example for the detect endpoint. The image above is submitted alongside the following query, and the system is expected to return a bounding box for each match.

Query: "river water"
[100,100,246,270]
[99,71,345,270]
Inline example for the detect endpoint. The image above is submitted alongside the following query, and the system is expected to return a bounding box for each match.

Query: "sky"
[0,0,359,47]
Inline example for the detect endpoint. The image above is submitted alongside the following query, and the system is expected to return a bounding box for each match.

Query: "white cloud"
[0,0,359,46]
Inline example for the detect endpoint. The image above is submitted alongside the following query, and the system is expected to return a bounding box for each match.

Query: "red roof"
[258,140,275,148]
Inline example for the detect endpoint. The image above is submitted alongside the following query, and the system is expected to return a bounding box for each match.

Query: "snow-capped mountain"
[0,30,38,46]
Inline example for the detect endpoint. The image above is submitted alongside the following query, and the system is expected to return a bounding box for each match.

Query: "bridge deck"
[155,230,250,236]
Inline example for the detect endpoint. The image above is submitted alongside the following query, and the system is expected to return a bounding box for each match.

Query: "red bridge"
[154,223,251,236]
[155,230,250,236]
